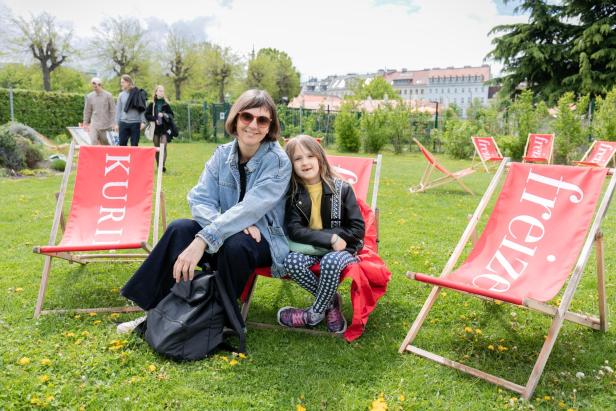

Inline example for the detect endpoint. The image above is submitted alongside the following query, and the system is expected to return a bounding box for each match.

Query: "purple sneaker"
[277,307,310,328]
[325,293,347,334]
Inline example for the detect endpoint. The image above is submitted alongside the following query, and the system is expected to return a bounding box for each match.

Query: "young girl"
[278,135,365,333]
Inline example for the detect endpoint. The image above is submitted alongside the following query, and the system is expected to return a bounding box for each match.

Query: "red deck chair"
[32,140,166,317]
[399,160,615,399]
[523,133,555,164]
[410,138,477,195]
[240,154,391,341]
[471,136,504,172]
[573,140,616,168]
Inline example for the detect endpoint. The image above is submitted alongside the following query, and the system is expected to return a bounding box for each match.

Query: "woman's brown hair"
[225,89,280,142]
[120,74,134,89]
[285,135,338,197]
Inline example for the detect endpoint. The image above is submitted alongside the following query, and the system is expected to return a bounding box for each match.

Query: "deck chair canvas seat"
[574,140,616,168]
[523,133,555,164]
[410,138,476,195]
[400,160,615,399]
[472,136,504,172]
[240,154,391,341]
[32,140,166,317]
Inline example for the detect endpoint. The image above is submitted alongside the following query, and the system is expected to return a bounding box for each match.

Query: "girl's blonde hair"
[285,135,338,197]
[152,85,169,103]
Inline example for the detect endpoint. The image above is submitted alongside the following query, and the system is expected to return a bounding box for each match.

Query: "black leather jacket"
[285,178,365,254]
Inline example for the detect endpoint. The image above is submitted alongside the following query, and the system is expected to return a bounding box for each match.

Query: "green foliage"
[349,76,400,101]
[552,92,589,163]
[15,137,44,168]
[170,102,210,140]
[507,90,550,160]
[335,102,360,152]
[203,45,242,103]
[91,17,147,77]
[440,108,476,159]
[361,107,388,153]
[384,104,411,154]
[0,125,23,170]
[50,158,66,171]
[0,122,44,170]
[593,86,616,141]
[246,48,301,103]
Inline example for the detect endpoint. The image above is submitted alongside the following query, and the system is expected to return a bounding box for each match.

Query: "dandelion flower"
[148,364,156,372]
[239,353,247,359]
[64,332,76,338]
[18,357,30,366]
[464,326,474,334]
[221,356,229,362]
[296,405,306,411]
[93,320,102,325]
[475,328,482,335]
[81,331,90,337]
[497,345,508,352]
[369,393,388,411]
[559,401,566,408]
[488,345,495,351]
[229,359,239,366]
[399,394,405,402]
[15,287,24,292]
[110,313,120,319]
[88,312,97,317]
[543,395,552,401]
[38,375,50,383]
[40,358,51,366]
[74,314,81,319]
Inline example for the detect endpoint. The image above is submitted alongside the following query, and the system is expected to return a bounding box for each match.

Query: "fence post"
[187,105,192,141]
[9,88,15,122]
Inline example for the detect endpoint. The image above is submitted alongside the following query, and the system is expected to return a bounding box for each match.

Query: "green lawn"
[1,142,615,410]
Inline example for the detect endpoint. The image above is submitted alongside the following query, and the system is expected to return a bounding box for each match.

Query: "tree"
[203,45,241,103]
[488,1,616,103]
[335,102,360,152]
[246,48,300,103]
[164,27,196,100]
[592,86,616,141]
[349,76,400,100]
[91,17,147,77]
[551,92,589,164]
[245,53,277,95]
[10,12,74,91]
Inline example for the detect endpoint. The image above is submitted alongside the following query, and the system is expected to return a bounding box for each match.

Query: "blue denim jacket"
[188,139,292,277]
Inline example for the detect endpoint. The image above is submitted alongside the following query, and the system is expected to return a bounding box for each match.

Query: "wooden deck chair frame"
[239,154,383,336]
[399,159,615,399]
[32,139,167,318]
[574,140,616,168]
[410,138,476,195]
[471,136,504,172]
[522,133,555,164]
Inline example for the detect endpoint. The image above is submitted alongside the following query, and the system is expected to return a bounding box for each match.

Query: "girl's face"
[292,144,320,185]
[156,87,165,99]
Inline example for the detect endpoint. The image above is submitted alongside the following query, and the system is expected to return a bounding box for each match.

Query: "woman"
[118,89,292,333]
[114,74,145,146]
[145,85,175,171]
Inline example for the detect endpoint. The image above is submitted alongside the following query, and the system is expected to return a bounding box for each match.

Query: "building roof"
[288,94,436,114]
[385,65,491,84]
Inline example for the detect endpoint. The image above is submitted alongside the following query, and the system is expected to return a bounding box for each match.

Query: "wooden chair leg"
[34,256,53,318]
[399,286,441,353]
[595,231,608,331]
[241,275,259,322]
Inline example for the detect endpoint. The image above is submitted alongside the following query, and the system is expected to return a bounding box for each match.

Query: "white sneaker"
[116,315,147,334]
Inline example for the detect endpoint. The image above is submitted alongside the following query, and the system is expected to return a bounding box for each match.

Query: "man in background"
[83,77,115,145]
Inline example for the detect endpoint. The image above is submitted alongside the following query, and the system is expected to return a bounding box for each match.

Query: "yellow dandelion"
[18,357,30,366]
[40,358,51,366]
[79,406,85,411]
[93,320,102,325]
[497,345,508,352]
[488,345,495,351]
[296,404,306,411]
[46,396,54,402]
[399,394,405,402]
[111,287,119,293]
[464,326,474,334]
[64,332,76,338]
[442,292,448,297]
[81,331,90,337]
[15,287,24,292]
[74,314,81,319]
[239,353,248,359]
[495,300,502,305]
[110,313,120,319]
[89,312,97,317]
[544,395,552,401]
[221,356,229,362]
[38,374,50,383]
[30,396,41,405]
[567,408,576,411]
[129,376,139,384]
[229,359,239,366]
[148,364,157,372]
[559,401,566,408]
[369,393,388,411]
[475,328,482,335]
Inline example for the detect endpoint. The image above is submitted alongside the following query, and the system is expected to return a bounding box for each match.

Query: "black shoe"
[163,167,167,172]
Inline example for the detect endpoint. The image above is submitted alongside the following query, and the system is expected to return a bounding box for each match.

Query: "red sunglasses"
[238,111,272,128]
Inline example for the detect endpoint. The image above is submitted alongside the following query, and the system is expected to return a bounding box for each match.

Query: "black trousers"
[121,219,272,311]
[119,121,141,146]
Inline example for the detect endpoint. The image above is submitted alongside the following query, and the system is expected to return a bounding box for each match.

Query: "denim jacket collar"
[225,139,271,173]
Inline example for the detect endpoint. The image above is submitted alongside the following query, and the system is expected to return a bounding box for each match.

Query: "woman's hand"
[332,234,347,251]
[243,225,261,243]
[140,122,145,131]
[173,237,207,282]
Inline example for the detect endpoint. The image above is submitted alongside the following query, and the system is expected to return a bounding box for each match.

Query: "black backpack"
[137,270,246,361]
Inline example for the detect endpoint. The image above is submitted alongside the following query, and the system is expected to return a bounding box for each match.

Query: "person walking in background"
[114,74,145,146]
[145,85,176,172]
[82,77,115,145]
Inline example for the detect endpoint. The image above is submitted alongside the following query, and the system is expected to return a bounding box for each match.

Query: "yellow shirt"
[306,182,323,230]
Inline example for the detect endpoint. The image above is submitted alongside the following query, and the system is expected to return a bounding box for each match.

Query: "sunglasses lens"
[239,112,271,128]
[239,112,254,124]
[256,116,271,127]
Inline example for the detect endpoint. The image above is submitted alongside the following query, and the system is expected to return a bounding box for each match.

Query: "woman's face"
[120,79,129,90]
[156,87,165,99]
[235,106,271,151]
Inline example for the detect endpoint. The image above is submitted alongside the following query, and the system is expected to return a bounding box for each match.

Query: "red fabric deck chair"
[240,154,392,342]
[32,140,166,317]
[574,140,616,168]
[399,160,615,399]
[410,138,477,195]
[471,136,504,172]
[523,133,555,164]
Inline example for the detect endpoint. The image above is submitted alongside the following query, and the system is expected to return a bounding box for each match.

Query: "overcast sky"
[1,0,527,79]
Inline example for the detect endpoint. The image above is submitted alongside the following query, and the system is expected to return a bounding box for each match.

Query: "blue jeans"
[119,121,141,146]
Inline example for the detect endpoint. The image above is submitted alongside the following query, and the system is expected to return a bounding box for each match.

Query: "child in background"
[278,135,365,333]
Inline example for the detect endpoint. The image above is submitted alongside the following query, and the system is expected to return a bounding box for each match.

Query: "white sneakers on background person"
[116,315,147,334]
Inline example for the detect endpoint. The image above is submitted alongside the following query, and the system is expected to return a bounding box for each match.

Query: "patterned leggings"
[284,251,357,313]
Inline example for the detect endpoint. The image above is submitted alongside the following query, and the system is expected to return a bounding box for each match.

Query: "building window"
[461,88,464,93]
[421,89,424,94]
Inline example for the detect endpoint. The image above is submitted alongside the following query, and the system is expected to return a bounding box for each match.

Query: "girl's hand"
[243,225,261,243]
[332,234,347,251]
[173,237,207,283]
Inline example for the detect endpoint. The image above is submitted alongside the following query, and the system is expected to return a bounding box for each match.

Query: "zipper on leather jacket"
[294,200,310,223]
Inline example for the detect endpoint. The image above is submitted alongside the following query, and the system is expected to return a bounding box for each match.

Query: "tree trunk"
[218,81,225,103]
[41,62,51,91]
[174,80,181,100]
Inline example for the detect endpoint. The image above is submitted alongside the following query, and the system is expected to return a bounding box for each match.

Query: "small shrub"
[8,122,41,144]
[50,159,66,171]
[15,137,44,168]
[335,103,360,152]
[361,108,388,153]
[0,125,25,170]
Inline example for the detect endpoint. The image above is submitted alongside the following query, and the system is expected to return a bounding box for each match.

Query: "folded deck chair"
[471,136,504,172]
[573,140,616,168]
[67,126,92,146]
[410,138,476,195]
[523,133,555,164]
[32,140,166,317]
[399,160,615,399]
[240,154,391,341]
